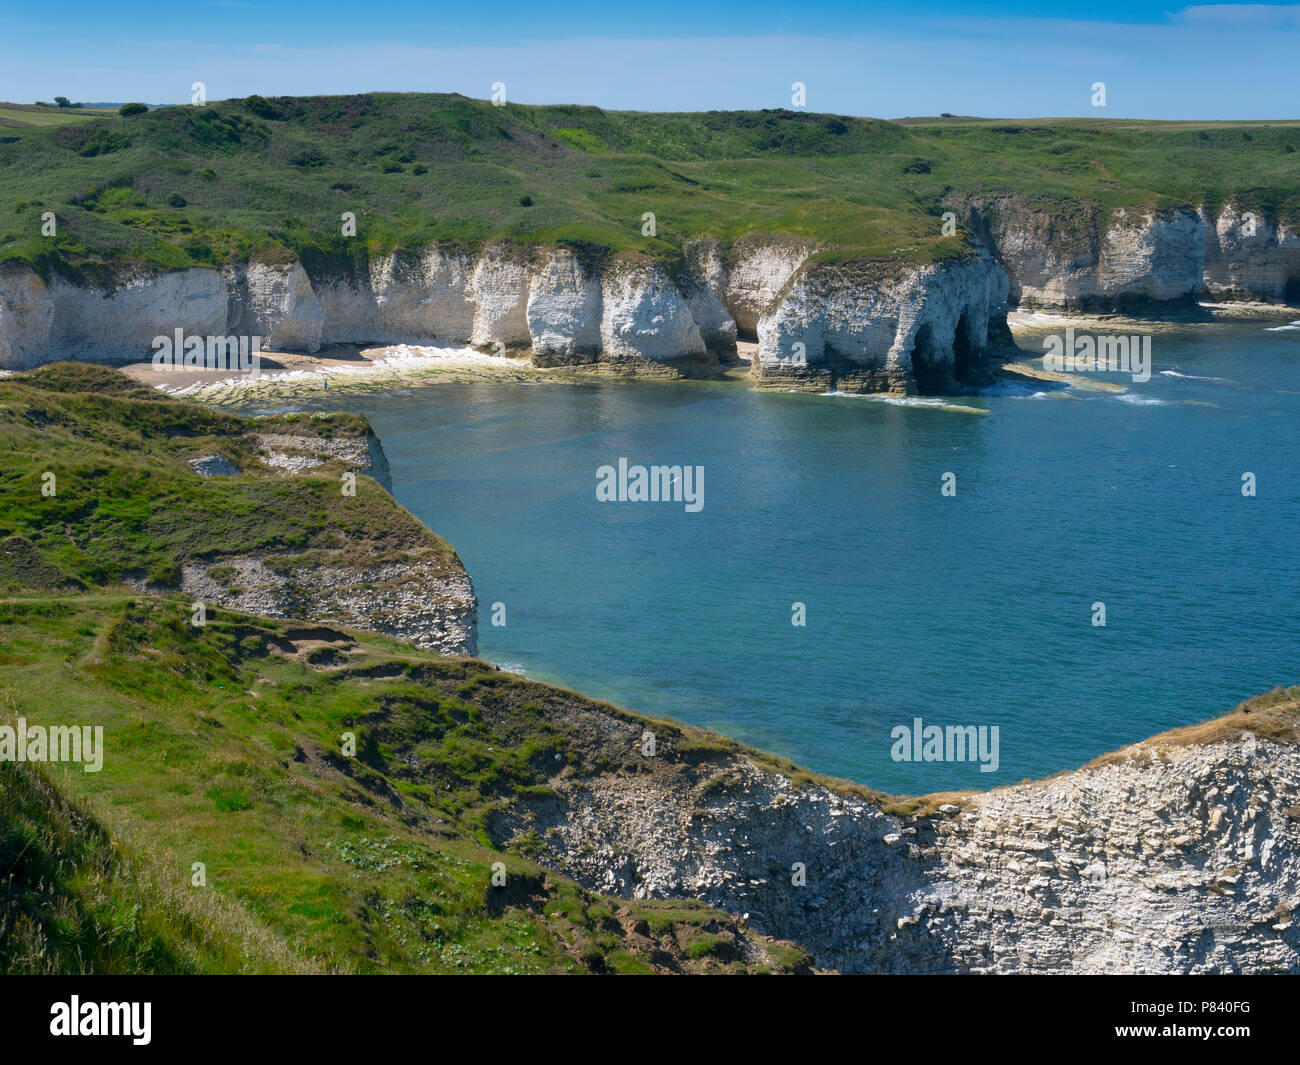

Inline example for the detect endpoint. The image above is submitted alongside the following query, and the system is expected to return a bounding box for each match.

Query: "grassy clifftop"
[1,93,1299,281]
[0,365,810,973]
[0,363,457,593]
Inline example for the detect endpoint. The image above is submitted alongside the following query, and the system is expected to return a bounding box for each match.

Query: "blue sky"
[2,1,1297,118]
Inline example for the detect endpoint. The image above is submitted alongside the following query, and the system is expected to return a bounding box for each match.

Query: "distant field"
[0,103,111,128]
[893,115,1300,129]
[0,92,1297,280]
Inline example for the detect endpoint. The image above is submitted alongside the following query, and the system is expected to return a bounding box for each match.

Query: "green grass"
[0,363,458,593]
[0,362,808,974]
[1,93,1297,282]
[0,754,315,974]
[0,103,111,130]
[0,592,808,973]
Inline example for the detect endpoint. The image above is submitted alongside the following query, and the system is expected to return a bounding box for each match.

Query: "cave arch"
[910,322,949,393]
[952,312,979,386]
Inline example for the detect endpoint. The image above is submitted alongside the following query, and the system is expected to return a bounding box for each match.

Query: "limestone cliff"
[0,237,1006,394]
[1202,205,1300,303]
[2,200,1297,390]
[488,691,1300,974]
[753,252,1010,393]
[172,417,476,658]
[963,198,1300,311]
[0,245,738,379]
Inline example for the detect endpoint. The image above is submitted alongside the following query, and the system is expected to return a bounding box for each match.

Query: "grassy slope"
[0,753,317,974]
[6,592,1292,974]
[0,362,460,591]
[0,594,813,974]
[0,365,809,974]
[1,93,1298,283]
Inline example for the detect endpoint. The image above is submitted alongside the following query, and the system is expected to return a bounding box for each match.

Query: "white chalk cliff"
[968,200,1300,311]
[2,202,1298,390]
[491,703,1300,974]
[755,252,1009,393]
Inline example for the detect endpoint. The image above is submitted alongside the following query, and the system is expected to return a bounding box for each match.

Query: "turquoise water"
[327,320,1300,793]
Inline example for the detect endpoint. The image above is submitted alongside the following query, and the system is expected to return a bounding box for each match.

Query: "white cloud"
[1176,4,1300,26]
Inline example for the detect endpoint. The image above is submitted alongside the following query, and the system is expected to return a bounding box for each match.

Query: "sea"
[296,318,1300,793]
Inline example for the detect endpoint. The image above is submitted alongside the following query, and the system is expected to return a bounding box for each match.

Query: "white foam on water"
[1264,320,1300,332]
[1114,393,1168,406]
[821,391,987,413]
[1159,370,1226,382]
[979,382,1050,398]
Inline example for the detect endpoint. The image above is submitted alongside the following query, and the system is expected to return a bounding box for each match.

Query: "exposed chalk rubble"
[129,414,473,657]
[490,712,1300,974]
[179,554,476,658]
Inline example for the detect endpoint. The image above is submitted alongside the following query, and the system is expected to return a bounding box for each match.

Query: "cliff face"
[0,238,1005,394]
[2,199,1297,390]
[0,245,745,377]
[969,200,1300,311]
[0,364,478,658]
[1202,206,1300,303]
[0,264,230,367]
[490,702,1300,974]
[753,252,1010,393]
[174,421,477,658]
